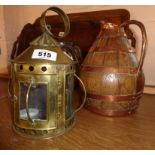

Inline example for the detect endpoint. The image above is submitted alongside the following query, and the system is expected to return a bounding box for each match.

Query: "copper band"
[85,105,137,117]
[87,92,142,102]
[81,66,137,74]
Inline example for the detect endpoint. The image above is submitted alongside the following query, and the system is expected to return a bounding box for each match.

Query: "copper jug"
[80,20,147,116]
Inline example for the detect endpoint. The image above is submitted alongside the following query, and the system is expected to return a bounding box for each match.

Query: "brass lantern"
[10,7,86,138]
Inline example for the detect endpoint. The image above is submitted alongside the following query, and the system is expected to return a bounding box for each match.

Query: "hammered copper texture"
[80,22,146,116]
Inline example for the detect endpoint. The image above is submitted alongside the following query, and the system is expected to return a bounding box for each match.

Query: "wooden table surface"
[0,77,155,150]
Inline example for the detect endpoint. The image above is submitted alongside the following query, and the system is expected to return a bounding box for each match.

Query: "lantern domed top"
[12,31,76,65]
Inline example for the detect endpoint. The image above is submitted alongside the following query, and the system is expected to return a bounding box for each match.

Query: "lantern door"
[14,74,58,130]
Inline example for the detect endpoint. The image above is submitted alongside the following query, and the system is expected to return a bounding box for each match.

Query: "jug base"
[85,104,137,116]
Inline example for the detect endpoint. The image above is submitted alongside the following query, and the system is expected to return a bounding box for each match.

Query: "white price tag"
[32,49,57,61]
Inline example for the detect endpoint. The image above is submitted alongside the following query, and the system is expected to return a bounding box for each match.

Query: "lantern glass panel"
[19,83,47,120]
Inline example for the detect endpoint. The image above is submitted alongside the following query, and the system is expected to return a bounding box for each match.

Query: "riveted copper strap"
[87,92,142,102]
[81,66,138,74]
[85,105,137,116]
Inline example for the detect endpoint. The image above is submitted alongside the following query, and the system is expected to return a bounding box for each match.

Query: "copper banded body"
[80,21,147,116]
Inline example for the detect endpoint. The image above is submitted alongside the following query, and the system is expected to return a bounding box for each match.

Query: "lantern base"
[13,116,75,139]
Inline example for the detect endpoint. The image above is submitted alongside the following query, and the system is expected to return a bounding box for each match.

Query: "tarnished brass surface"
[10,6,85,138]
[80,20,147,116]
[40,6,70,39]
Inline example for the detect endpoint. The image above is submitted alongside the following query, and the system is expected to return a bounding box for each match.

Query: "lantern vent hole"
[19,65,23,70]
[41,66,47,72]
[29,66,34,71]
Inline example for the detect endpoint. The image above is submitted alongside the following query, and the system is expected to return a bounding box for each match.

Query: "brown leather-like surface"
[81,66,138,74]
[87,92,142,102]
[80,21,145,116]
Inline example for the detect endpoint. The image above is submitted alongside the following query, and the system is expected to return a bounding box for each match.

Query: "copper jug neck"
[101,22,118,29]
[99,21,126,38]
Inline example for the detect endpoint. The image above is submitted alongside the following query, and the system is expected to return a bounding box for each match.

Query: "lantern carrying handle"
[74,74,86,113]
[60,42,82,65]
[26,82,34,124]
[120,20,147,73]
[40,6,70,39]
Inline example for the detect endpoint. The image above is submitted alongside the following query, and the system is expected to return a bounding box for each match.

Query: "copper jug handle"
[74,74,86,113]
[120,20,147,73]
[40,6,70,39]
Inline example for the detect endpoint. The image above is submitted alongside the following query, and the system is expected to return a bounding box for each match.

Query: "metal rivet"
[43,130,48,135]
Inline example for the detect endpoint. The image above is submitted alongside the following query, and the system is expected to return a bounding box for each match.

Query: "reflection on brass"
[80,20,147,116]
[10,6,86,138]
